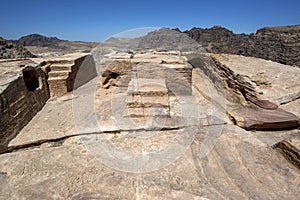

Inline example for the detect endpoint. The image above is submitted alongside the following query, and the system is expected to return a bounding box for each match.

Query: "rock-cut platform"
[1,51,300,199]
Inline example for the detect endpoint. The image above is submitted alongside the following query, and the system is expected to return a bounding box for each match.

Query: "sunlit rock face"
[185,25,300,67]
[0,29,300,199]
[0,53,96,146]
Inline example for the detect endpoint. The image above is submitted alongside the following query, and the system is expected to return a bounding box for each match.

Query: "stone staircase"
[45,53,97,97]
[124,78,170,118]
[47,62,76,97]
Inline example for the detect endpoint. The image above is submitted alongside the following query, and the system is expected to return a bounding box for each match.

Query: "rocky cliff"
[0,37,35,59]
[184,25,300,67]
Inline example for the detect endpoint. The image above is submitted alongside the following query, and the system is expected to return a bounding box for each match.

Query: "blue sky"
[0,0,299,42]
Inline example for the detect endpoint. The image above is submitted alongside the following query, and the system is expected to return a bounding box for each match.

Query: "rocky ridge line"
[184,25,300,67]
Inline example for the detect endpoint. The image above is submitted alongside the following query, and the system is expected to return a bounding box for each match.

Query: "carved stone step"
[126,95,169,108]
[124,107,169,118]
[48,70,70,78]
[49,63,74,71]
[127,78,168,96]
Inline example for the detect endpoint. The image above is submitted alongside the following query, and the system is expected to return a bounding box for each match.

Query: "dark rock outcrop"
[14,34,65,47]
[273,140,300,170]
[0,37,35,59]
[96,28,205,54]
[228,105,299,130]
[184,25,300,67]
[138,28,205,53]
[11,34,96,55]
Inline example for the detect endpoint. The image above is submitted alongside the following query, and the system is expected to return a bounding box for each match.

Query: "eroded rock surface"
[0,53,96,146]
[273,139,300,170]
[189,53,300,130]
[228,105,299,130]
[1,125,300,199]
[0,60,49,146]
[0,37,35,59]
[1,49,300,199]
[213,54,300,106]
[185,25,300,67]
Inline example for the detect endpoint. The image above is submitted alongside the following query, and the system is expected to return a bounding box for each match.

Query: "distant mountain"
[11,34,96,55]
[0,37,35,59]
[0,34,96,59]
[137,28,205,53]
[98,37,141,50]
[4,25,299,64]
[14,34,66,47]
[96,28,205,53]
[183,25,300,67]
[97,25,300,67]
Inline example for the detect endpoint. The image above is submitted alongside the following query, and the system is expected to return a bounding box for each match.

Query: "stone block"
[142,95,169,108]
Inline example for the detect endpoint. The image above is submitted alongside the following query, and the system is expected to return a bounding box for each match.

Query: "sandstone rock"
[101,59,134,88]
[273,139,300,170]
[280,98,300,118]
[0,60,50,146]
[128,78,168,96]
[189,53,300,130]
[212,54,300,106]
[46,53,97,97]
[0,53,96,146]
[8,52,220,147]
[228,104,299,130]
[1,48,300,199]
[185,25,300,67]
[1,125,300,199]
